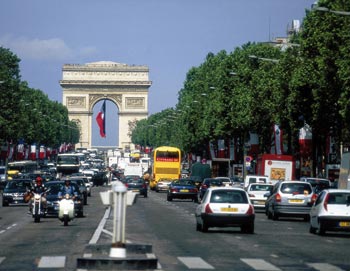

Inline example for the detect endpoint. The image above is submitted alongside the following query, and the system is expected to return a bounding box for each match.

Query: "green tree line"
[0,47,80,148]
[131,0,350,174]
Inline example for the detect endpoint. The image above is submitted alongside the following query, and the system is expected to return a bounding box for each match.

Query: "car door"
[310,190,325,227]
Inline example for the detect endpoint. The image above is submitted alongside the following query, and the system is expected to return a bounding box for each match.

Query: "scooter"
[32,192,46,223]
[58,194,75,226]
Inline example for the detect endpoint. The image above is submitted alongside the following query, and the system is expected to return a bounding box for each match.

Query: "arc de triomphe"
[60,61,151,150]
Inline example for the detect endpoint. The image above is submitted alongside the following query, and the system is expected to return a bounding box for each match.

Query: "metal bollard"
[109,180,127,258]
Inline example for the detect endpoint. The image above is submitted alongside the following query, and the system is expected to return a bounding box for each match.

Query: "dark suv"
[265,181,317,221]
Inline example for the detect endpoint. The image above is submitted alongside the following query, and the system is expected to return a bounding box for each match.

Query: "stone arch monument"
[60,61,151,150]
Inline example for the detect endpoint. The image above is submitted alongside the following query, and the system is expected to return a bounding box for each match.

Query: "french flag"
[96,100,106,138]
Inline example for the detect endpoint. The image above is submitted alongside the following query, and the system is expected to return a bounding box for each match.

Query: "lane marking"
[178,257,214,269]
[89,207,110,244]
[241,258,281,271]
[307,263,345,271]
[38,256,66,268]
[0,257,5,264]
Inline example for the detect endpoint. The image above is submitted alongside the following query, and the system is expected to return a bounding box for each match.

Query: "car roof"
[208,187,246,192]
[325,189,350,193]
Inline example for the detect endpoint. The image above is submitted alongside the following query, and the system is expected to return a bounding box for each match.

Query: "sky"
[0,0,316,147]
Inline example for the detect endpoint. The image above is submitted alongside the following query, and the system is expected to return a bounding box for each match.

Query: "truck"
[124,162,143,177]
[256,154,296,185]
[56,153,80,176]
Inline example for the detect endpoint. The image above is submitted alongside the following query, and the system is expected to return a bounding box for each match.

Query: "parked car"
[2,178,33,206]
[155,178,172,192]
[167,179,198,202]
[199,178,225,199]
[247,183,274,210]
[300,177,331,194]
[195,187,255,233]
[309,189,350,235]
[0,166,6,190]
[265,181,317,221]
[45,180,84,217]
[125,178,148,197]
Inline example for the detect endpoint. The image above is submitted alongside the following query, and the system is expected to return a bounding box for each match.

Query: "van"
[244,175,269,189]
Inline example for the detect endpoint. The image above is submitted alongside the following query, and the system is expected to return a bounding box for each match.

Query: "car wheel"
[2,200,8,207]
[202,222,209,232]
[167,195,172,201]
[318,221,325,235]
[144,193,148,198]
[304,215,310,222]
[272,209,279,221]
[196,222,201,231]
[193,197,198,203]
[84,196,88,205]
[77,210,84,217]
[309,225,316,234]
[242,223,254,234]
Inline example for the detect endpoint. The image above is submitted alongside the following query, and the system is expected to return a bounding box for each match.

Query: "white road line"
[178,257,214,269]
[89,207,111,244]
[0,257,5,264]
[307,263,345,271]
[38,256,66,268]
[241,258,281,271]
[0,230,5,234]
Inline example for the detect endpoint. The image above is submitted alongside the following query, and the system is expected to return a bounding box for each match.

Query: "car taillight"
[248,193,255,198]
[170,188,178,192]
[190,188,198,193]
[311,193,317,204]
[205,203,213,214]
[142,183,147,189]
[246,204,255,215]
[323,193,329,211]
[275,193,281,202]
[201,184,208,189]
[124,183,128,188]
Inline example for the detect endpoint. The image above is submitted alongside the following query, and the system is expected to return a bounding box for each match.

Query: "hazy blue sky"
[0,0,315,147]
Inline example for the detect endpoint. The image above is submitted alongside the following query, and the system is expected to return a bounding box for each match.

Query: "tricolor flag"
[96,100,106,138]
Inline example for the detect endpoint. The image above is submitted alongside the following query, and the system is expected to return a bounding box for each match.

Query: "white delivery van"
[244,175,269,189]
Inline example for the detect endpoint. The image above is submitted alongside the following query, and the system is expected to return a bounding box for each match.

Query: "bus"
[150,146,181,190]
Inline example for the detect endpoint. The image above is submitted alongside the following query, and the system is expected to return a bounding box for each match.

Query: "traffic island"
[77,243,158,270]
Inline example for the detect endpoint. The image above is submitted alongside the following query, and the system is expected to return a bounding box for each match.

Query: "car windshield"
[327,192,350,205]
[127,179,143,184]
[46,183,62,194]
[210,190,248,204]
[209,180,223,186]
[6,180,32,189]
[173,180,193,186]
[249,184,272,191]
[281,183,312,194]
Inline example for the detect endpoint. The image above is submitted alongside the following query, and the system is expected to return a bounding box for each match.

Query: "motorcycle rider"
[28,176,47,214]
[58,178,78,199]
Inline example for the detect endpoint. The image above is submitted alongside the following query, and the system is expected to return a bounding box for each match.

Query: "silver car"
[265,181,317,221]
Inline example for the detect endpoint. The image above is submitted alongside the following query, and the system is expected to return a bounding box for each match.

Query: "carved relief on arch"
[89,94,122,111]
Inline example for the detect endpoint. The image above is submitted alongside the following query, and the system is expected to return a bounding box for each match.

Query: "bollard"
[109,180,127,258]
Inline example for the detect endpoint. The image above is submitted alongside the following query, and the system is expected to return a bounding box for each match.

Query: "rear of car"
[195,187,255,233]
[155,179,172,192]
[247,183,274,210]
[300,177,331,195]
[167,179,198,202]
[125,178,148,197]
[310,189,350,235]
[266,181,316,221]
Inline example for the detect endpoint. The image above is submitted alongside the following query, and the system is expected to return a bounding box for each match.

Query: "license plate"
[180,189,189,192]
[221,207,238,212]
[13,197,22,200]
[132,189,139,192]
[256,201,265,205]
[289,199,303,203]
[339,221,350,227]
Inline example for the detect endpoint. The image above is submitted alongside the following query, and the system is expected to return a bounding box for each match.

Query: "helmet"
[35,176,43,185]
[64,178,70,185]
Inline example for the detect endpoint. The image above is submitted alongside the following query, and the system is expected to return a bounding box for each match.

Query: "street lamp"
[248,55,279,63]
[313,6,350,16]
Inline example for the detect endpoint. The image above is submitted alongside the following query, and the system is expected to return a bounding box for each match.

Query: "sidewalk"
[76,203,159,270]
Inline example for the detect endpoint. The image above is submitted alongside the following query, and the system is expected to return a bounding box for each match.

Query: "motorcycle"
[32,192,46,223]
[58,193,75,226]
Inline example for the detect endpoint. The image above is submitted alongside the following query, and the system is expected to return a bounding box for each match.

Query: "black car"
[2,178,33,206]
[125,178,148,197]
[45,181,84,217]
[92,171,108,186]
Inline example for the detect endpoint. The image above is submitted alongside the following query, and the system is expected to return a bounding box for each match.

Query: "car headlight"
[3,193,12,196]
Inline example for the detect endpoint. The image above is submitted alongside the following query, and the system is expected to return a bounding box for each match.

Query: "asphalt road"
[1,185,350,271]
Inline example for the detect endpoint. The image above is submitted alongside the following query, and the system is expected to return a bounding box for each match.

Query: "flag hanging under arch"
[96,100,106,138]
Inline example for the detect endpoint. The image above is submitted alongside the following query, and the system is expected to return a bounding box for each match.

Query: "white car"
[246,183,274,210]
[309,189,350,235]
[195,187,255,233]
